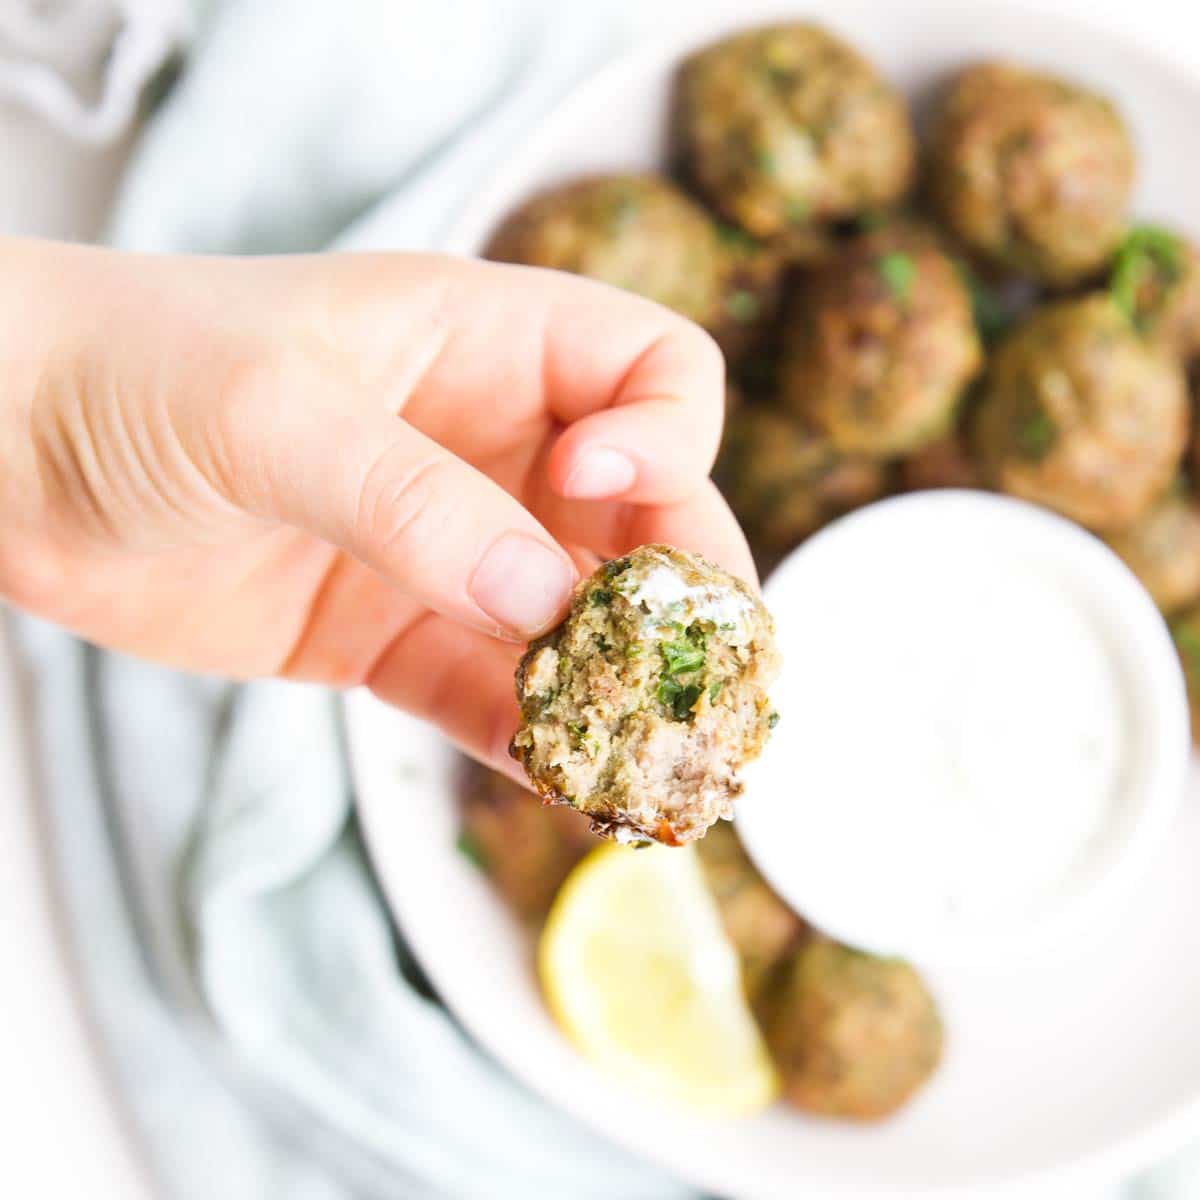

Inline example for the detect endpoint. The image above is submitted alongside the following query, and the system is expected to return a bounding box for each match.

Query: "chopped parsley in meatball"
[510,545,780,846]
[1109,225,1200,360]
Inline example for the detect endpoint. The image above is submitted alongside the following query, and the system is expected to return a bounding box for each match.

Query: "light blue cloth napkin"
[15,2,698,1198]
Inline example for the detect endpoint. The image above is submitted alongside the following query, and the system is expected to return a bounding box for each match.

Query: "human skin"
[0,238,753,780]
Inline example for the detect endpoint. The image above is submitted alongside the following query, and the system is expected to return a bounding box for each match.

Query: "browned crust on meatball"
[973,295,1188,531]
[927,61,1134,285]
[779,225,983,455]
[760,937,944,1120]
[674,22,915,239]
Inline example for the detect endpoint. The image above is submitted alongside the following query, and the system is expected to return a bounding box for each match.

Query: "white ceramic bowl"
[736,491,1190,969]
[347,3,1200,1195]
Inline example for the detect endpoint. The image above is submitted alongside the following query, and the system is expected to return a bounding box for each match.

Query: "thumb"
[213,353,578,640]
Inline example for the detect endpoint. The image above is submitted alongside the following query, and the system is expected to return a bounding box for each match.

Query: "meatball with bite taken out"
[674,23,915,240]
[779,224,983,456]
[759,936,944,1121]
[510,545,780,847]
[927,62,1134,286]
[973,295,1188,531]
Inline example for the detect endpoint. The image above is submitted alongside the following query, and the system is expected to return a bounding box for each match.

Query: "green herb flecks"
[878,251,916,305]
[658,678,703,721]
[661,639,705,676]
[725,289,761,324]
[785,195,811,225]
[708,679,723,703]
[955,259,1010,343]
[456,830,488,871]
[716,223,761,255]
[589,589,613,607]
[657,624,707,722]
[1111,225,1185,331]
[602,556,632,580]
[606,192,640,235]
[768,711,781,729]
[1016,409,1057,461]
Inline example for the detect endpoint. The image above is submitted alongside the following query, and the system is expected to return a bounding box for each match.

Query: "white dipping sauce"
[734,492,1172,964]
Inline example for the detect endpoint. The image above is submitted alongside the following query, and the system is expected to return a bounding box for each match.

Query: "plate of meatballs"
[346,2,1200,1195]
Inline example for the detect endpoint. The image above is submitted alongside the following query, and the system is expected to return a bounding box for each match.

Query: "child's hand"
[0,239,752,773]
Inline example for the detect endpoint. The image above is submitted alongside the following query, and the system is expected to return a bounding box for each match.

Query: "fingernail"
[470,533,575,637]
[562,447,637,499]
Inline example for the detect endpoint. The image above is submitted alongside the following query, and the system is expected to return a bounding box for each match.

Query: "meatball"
[715,404,889,565]
[973,295,1188,530]
[510,545,780,846]
[1106,488,1200,614]
[1170,606,1200,743]
[457,764,593,925]
[485,172,780,362]
[759,937,944,1121]
[926,62,1134,286]
[779,226,983,455]
[696,821,806,1003]
[1110,226,1200,360]
[899,428,984,491]
[674,23,914,239]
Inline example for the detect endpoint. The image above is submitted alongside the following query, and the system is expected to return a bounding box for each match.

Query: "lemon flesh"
[539,842,778,1115]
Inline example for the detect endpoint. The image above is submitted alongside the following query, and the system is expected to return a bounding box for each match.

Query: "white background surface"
[2,1,1200,1198]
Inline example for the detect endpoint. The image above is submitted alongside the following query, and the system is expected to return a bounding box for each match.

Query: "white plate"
[347,2,1200,1194]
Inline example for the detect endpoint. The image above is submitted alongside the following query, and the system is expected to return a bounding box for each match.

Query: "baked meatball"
[927,62,1134,286]
[1106,487,1200,614]
[1110,225,1200,359]
[510,545,780,846]
[779,226,983,455]
[973,295,1188,530]
[1170,606,1200,743]
[485,172,780,362]
[696,821,806,1003]
[457,764,593,925]
[760,937,944,1121]
[715,404,889,564]
[674,23,914,239]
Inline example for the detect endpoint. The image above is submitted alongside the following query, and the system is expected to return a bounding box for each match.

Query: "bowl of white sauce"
[736,489,1191,968]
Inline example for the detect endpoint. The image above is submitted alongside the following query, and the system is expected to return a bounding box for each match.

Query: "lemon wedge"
[538,842,779,1115]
